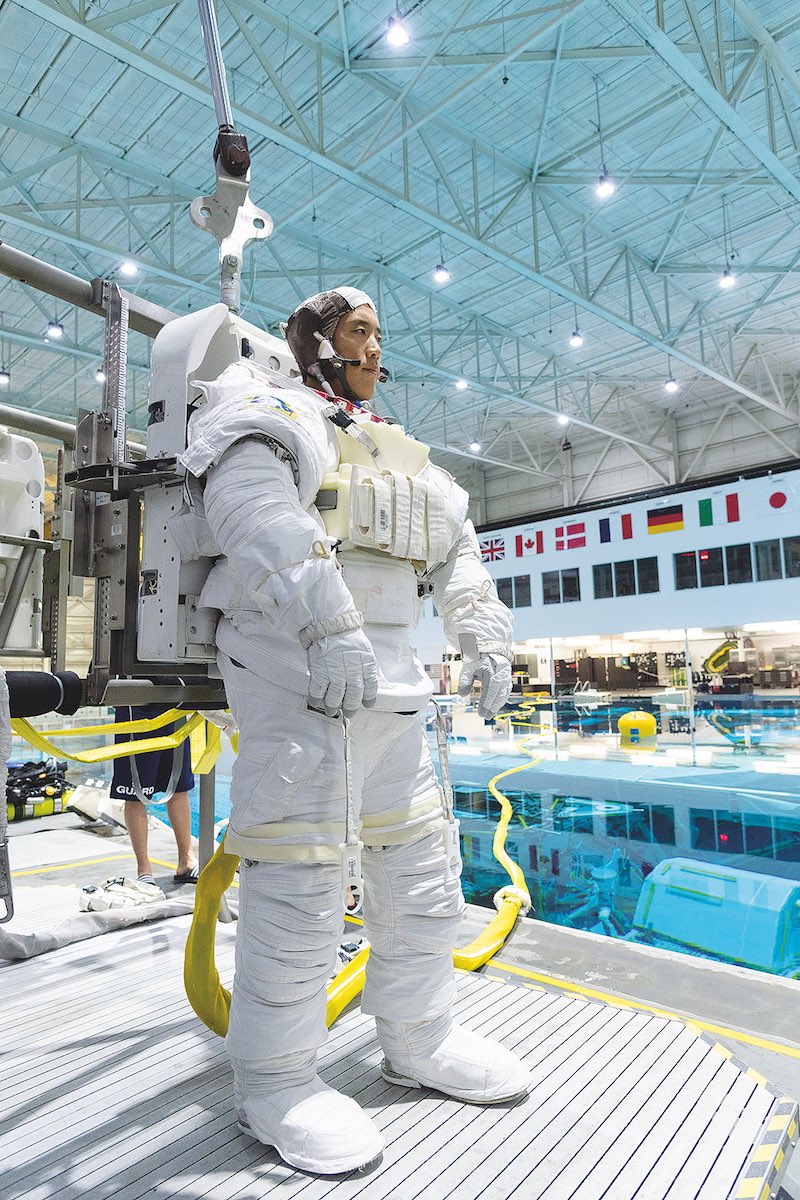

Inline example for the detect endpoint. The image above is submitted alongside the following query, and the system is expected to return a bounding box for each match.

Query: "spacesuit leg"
[219,656,384,1173]
[356,710,531,1104]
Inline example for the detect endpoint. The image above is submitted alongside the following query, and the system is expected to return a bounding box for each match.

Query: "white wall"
[416,464,800,654]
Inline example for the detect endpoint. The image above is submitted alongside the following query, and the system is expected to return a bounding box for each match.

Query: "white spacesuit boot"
[361,827,533,1104]
[227,858,384,1173]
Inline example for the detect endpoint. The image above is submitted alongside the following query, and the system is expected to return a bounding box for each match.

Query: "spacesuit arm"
[202,438,359,637]
[426,520,514,718]
[203,439,378,715]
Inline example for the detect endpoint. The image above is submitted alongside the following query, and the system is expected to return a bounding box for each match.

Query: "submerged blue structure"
[633,856,800,976]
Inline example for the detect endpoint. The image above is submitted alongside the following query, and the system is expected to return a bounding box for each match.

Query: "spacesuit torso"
[179,362,471,713]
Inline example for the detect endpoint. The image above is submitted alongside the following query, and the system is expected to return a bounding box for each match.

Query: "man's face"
[331,304,382,402]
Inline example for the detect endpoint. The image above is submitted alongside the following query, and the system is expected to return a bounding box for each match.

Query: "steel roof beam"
[604,0,800,205]
[5,0,791,421]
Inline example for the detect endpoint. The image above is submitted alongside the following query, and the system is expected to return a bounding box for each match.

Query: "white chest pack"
[317,413,468,568]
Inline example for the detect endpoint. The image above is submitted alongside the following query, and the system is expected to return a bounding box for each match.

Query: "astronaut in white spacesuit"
[180,287,531,1174]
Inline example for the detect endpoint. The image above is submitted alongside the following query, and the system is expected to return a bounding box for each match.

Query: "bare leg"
[124,800,152,878]
[166,790,197,875]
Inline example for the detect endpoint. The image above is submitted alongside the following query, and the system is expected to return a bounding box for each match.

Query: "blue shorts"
[110,704,195,802]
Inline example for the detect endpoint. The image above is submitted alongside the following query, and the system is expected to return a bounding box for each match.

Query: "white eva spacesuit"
[180,287,531,1174]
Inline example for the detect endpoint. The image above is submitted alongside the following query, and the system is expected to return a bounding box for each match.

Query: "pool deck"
[4,811,800,1199]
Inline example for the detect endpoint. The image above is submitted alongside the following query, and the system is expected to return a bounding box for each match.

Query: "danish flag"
[554,522,586,551]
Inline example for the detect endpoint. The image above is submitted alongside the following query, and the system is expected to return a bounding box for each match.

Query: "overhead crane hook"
[190,0,273,312]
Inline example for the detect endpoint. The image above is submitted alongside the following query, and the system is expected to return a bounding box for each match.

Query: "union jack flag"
[480,536,506,562]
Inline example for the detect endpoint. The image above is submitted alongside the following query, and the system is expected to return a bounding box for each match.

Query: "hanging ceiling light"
[568,304,583,348]
[433,262,451,284]
[386,12,410,47]
[469,441,481,453]
[595,171,615,199]
[718,196,737,290]
[0,369,10,387]
[46,320,64,340]
[455,378,468,390]
[95,367,107,383]
[119,260,138,277]
[557,414,570,426]
[593,80,616,200]
[664,355,679,393]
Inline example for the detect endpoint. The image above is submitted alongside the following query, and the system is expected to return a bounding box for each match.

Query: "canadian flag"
[515,528,544,556]
[555,522,586,551]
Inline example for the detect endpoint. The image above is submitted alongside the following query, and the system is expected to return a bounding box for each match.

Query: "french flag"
[598,513,633,543]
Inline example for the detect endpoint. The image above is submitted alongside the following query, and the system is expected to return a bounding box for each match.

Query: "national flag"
[698,493,739,527]
[555,522,586,551]
[515,528,544,556]
[480,536,506,562]
[647,504,684,534]
[598,512,633,543]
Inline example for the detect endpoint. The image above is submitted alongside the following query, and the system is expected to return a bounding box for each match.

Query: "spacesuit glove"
[458,653,512,720]
[306,628,379,717]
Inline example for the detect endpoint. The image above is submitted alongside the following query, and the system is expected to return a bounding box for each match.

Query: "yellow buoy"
[617,709,657,748]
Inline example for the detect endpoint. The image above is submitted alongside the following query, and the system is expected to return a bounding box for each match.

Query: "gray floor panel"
[1,915,794,1200]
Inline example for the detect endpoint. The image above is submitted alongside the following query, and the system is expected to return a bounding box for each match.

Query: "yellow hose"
[184,727,540,1034]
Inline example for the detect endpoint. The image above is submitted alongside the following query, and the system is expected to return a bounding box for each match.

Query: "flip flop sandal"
[173,866,199,884]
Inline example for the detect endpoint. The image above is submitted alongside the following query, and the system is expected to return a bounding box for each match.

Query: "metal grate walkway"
[1,915,796,1199]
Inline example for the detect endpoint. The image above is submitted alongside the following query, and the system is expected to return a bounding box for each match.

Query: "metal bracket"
[190,167,272,312]
[0,839,12,923]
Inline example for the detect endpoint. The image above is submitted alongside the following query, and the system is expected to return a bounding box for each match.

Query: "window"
[698,546,724,588]
[674,551,698,590]
[594,558,659,598]
[614,560,636,597]
[774,817,800,862]
[725,543,753,584]
[690,809,715,851]
[505,790,541,824]
[651,806,676,845]
[514,575,531,608]
[542,571,561,606]
[453,787,489,817]
[605,803,675,845]
[593,563,613,599]
[636,557,659,593]
[542,568,581,605]
[553,796,593,834]
[561,568,581,602]
[743,814,774,859]
[497,577,513,607]
[715,810,744,854]
[755,539,782,581]
[784,536,800,579]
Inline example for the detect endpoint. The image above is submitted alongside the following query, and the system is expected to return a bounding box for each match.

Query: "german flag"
[647,504,684,534]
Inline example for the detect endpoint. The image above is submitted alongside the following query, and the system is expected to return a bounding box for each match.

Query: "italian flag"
[698,493,739,527]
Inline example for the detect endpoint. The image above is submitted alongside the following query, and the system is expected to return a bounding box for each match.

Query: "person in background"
[110,703,198,885]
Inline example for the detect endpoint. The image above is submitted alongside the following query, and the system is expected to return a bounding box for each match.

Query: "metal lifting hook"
[191,0,273,312]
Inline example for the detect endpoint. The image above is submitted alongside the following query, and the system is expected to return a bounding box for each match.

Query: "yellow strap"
[184,842,238,1037]
[190,721,222,776]
[11,712,205,765]
[44,708,189,738]
[184,721,538,1035]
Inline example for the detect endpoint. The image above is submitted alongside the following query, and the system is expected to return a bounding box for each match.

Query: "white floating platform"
[1,915,796,1199]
